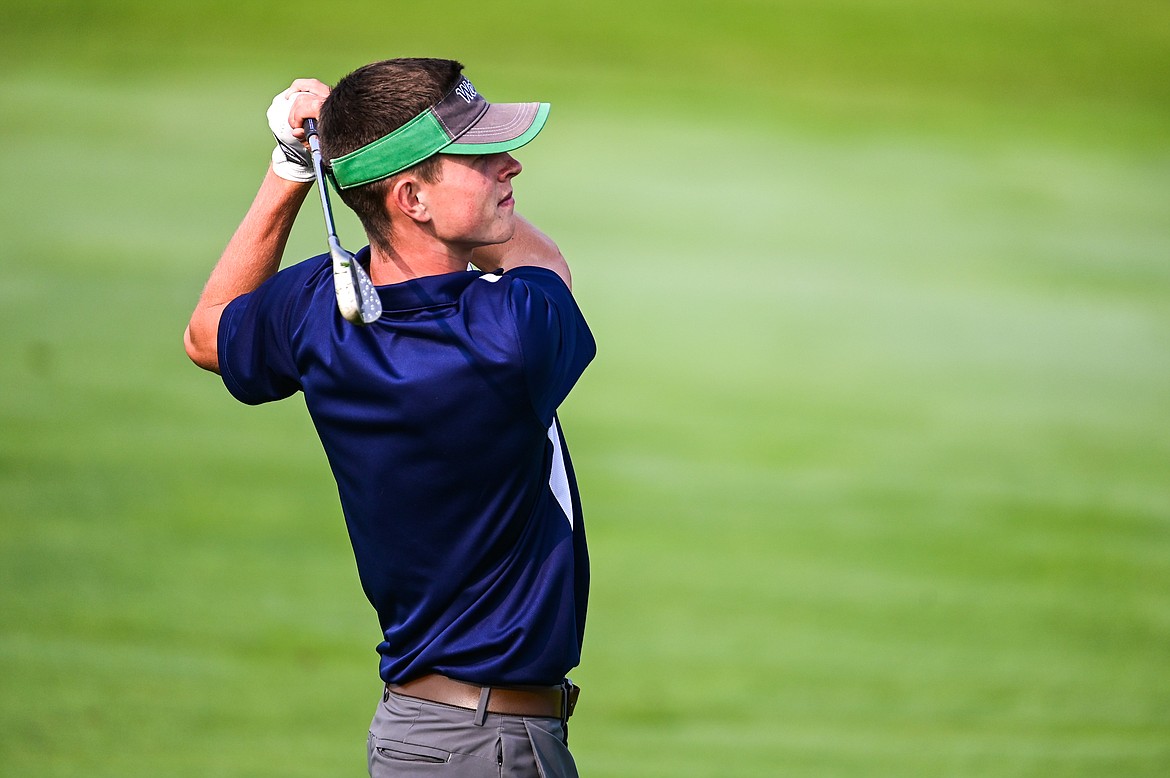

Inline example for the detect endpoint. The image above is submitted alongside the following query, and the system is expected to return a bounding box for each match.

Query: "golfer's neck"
[368,234,472,285]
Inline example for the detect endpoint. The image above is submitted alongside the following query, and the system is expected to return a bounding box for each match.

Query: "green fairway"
[3,2,1169,776]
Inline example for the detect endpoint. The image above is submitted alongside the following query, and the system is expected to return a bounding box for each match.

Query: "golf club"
[304,118,382,325]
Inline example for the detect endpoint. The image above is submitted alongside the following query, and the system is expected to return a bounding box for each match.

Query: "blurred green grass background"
[2,1,1168,775]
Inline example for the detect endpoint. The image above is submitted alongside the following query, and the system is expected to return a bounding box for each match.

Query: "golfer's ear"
[391,177,430,223]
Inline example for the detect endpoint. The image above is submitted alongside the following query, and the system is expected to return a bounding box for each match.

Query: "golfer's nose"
[498,153,522,180]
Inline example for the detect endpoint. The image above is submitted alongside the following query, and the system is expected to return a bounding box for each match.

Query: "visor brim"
[443,102,550,155]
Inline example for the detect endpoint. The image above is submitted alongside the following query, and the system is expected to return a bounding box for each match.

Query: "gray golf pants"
[368,688,580,777]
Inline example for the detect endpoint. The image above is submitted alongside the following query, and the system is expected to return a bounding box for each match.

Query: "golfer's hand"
[267,79,330,182]
[284,79,330,138]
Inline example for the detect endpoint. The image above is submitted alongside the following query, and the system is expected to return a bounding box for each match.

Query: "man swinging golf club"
[184,58,595,777]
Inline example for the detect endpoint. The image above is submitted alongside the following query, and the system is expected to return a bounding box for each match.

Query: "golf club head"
[330,237,382,325]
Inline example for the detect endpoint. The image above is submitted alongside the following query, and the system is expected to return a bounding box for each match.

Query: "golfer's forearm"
[472,214,572,290]
[185,167,312,373]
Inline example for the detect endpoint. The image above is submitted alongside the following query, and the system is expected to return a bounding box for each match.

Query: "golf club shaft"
[301,118,382,325]
[303,118,340,241]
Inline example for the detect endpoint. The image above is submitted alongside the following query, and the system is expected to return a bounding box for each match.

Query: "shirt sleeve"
[217,264,310,405]
[504,266,597,425]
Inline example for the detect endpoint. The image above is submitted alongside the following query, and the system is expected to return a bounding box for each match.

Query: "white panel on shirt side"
[547,421,573,529]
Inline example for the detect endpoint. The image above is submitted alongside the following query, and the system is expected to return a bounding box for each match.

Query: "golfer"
[184,58,595,777]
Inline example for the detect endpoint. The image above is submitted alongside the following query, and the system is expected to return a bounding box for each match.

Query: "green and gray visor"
[329,77,550,190]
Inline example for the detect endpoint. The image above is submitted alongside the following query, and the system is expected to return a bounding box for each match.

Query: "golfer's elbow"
[184,317,220,374]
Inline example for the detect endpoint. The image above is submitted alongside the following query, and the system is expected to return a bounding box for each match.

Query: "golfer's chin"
[455,219,516,260]
[480,214,518,247]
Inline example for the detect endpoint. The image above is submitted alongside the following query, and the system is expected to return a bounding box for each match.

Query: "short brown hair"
[319,58,465,251]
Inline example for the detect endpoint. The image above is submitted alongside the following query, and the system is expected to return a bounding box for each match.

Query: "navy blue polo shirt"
[217,249,595,686]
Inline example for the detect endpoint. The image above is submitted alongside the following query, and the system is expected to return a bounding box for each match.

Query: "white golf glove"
[267,89,315,182]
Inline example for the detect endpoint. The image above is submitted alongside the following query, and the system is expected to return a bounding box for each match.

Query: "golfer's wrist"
[271,146,315,183]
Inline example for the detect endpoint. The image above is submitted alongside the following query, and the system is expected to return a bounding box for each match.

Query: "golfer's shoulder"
[482,266,574,305]
[281,253,334,285]
[256,253,333,305]
[471,267,588,349]
[465,267,574,324]
[231,253,333,329]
